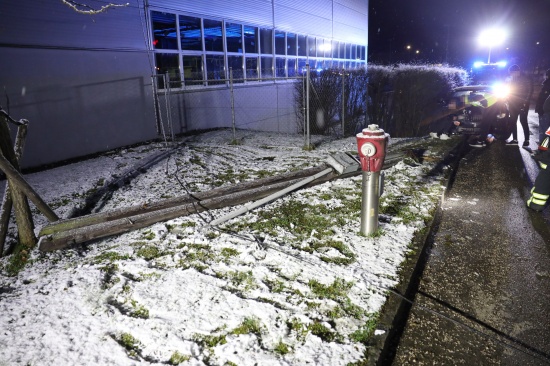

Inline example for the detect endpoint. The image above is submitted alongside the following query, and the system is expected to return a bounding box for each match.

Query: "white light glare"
[492,82,510,99]
[478,28,507,46]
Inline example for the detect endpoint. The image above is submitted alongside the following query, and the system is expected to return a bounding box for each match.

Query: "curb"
[366,136,469,365]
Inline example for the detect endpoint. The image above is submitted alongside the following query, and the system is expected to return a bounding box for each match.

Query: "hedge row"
[295,64,470,138]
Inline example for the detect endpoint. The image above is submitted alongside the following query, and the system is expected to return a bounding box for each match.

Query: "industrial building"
[0,0,368,168]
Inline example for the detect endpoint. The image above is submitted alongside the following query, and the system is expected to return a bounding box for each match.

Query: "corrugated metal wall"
[0,0,157,168]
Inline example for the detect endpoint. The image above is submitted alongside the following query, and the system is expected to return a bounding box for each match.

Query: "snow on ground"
[0,130,450,365]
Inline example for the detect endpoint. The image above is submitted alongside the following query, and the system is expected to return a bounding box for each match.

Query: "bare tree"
[61,0,129,15]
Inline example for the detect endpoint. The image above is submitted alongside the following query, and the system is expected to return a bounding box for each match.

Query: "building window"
[228,55,244,81]
[298,35,307,56]
[298,58,307,75]
[226,23,243,53]
[288,58,297,77]
[276,57,285,77]
[246,57,258,79]
[287,33,297,56]
[261,56,273,79]
[206,55,225,84]
[155,53,181,88]
[182,55,203,86]
[244,25,258,54]
[275,31,285,55]
[307,36,316,57]
[152,11,177,50]
[260,28,273,55]
[204,19,223,52]
[179,15,202,51]
[332,40,339,59]
[345,44,351,59]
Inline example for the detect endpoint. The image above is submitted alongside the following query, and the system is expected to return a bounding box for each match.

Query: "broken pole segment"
[0,116,36,251]
[0,123,28,256]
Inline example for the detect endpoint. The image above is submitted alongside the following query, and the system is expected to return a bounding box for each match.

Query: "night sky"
[368,0,550,71]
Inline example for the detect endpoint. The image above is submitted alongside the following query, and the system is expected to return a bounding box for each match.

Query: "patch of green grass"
[307,322,338,342]
[274,340,291,355]
[362,228,386,238]
[141,230,156,240]
[4,248,30,276]
[350,313,380,343]
[93,251,131,264]
[286,318,309,342]
[129,300,150,319]
[220,247,240,262]
[136,245,161,261]
[308,278,353,301]
[205,231,219,240]
[113,332,142,358]
[137,272,162,281]
[217,270,257,291]
[231,317,263,336]
[263,278,286,293]
[256,169,272,178]
[192,333,227,348]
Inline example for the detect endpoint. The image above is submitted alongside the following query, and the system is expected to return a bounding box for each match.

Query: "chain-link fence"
[152,66,370,147]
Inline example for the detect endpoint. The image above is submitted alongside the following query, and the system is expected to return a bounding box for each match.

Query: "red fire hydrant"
[356,124,389,235]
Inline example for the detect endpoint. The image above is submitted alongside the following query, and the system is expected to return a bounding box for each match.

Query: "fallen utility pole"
[38,177,308,251]
[39,165,329,237]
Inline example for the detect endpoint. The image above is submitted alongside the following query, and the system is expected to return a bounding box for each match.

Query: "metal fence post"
[230,67,236,142]
[164,73,175,144]
[342,68,345,137]
[305,64,310,149]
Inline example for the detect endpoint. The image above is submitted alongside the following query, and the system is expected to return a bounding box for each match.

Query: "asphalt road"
[388,111,550,365]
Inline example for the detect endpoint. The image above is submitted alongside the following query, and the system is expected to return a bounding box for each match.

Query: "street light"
[478,28,507,63]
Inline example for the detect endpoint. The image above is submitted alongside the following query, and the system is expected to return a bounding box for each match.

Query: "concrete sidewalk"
[382,133,550,365]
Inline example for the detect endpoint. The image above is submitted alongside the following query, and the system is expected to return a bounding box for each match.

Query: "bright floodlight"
[478,28,507,63]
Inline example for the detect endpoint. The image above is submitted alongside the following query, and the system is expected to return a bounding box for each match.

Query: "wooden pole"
[38,178,308,251]
[0,123,27,257]
[39,164,329,236]
[0,117,36,251]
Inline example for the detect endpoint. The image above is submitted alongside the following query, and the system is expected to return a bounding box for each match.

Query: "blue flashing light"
[473,61,484,68]
[496,61,507,67]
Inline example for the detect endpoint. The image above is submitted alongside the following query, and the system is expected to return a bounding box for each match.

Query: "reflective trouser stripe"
[528,187,550,206]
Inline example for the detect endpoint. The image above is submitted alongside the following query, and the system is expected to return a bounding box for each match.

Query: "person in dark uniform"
[506,64,534,147]
[528,127,550,211]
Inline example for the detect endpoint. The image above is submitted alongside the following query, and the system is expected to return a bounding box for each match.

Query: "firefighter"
[527,127,550,211]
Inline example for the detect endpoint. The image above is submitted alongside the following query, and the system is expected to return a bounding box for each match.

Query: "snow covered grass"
[0,130,452,365]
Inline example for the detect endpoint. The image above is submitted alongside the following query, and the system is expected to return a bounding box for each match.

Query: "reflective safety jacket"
[529,133,550,211]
